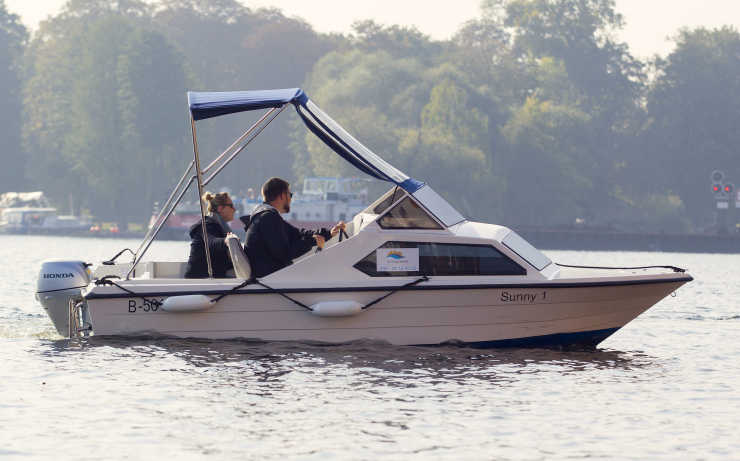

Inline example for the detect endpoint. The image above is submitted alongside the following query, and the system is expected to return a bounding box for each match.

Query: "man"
[244,177,345,278]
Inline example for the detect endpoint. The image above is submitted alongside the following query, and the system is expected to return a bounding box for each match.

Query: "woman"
[184,191,236,278]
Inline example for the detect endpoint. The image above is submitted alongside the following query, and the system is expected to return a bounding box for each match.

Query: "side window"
[378,197,442,230]
[502,231,552,270]
[354,242,526,277]
[370,187,402,214]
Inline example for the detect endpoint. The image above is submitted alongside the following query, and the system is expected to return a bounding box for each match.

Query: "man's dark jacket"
[184,215,233,278]
[244,204,331,278]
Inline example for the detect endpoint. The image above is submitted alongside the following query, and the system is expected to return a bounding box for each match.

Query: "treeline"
[0,0,738,232]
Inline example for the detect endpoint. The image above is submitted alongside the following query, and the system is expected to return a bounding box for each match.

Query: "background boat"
[267,177,373,229]
[150,177,374,240]
[0,191,91,235]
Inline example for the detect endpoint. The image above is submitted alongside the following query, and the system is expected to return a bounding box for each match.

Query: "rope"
[94,275,163,307]
[556,263,686,273]
[211,279,254,303]
[255,280,313,311]
[362,275,429,310]
[93,274,431,314]
[256,275,430,312]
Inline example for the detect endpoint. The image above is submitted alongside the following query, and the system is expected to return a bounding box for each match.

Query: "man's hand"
[330,221,346,237]
[313,234,325,249]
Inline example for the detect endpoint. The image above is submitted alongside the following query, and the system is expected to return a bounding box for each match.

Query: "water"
[1,234,738,460]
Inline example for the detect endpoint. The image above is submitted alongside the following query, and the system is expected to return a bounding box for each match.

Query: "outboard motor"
[36,260,92,336]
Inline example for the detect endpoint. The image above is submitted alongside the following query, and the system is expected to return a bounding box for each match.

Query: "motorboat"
[36,88,692,348]
[0,191,92,234]
[283,177,373,229]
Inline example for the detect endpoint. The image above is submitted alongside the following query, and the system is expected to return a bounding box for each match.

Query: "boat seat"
[225,233,252,280]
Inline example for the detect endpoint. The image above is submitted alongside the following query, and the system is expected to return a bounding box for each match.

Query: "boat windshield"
[377,196,442,230]
[502,231,552,270]
[364,186,404,215]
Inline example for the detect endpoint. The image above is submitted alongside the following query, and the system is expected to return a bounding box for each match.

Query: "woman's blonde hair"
[202,191,232,213]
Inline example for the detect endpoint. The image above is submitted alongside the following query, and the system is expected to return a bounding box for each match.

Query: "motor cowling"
[36,260,91,336]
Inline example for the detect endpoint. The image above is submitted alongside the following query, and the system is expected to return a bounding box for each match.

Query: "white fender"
[161,294,214,313]
[310,300,363,317]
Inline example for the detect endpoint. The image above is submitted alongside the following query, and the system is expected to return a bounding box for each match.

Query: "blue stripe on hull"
[420,327,621,350]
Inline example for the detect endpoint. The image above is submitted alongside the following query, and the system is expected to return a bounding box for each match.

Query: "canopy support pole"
[191,114,213,278]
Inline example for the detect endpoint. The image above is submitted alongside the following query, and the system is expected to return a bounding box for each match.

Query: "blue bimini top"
[187,89,424,194]
[188,88,308,121]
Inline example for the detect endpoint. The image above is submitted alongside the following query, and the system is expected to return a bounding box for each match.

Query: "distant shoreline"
[518,228,740,254]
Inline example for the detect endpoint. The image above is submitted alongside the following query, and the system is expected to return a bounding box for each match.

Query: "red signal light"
[725,183,734,194]
[713,185,721,192]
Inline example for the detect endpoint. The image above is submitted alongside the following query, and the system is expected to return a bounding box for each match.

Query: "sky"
[5,0,740,59]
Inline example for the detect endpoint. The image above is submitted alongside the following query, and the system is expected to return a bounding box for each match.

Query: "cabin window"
[354,241,526,277]
[378,197,442,230]
[502,231,552,270]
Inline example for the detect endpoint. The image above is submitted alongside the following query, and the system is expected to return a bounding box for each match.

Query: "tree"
[350,20,442,60]
[453,1,528,106]
[0,0,27,192]
[414,79,497,218]
[504,0,642,117]
[499,0,647,226]
[23,2,189,222]
[502,96,595,226]
[152,2,339,195]
[646,27,740,228]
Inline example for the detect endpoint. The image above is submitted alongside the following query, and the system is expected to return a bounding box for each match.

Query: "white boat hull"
[84,277,688,347]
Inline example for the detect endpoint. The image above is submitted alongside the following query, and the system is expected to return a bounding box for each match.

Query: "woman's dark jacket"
[244,204,331,278]
[184,215,233,278]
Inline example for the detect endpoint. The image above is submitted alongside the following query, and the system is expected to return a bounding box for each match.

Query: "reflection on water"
[44,337,657,387]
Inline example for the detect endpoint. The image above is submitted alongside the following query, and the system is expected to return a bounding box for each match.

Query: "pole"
[191,115,213,278]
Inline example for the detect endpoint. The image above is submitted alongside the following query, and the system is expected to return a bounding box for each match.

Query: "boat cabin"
[126,182,557,285]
